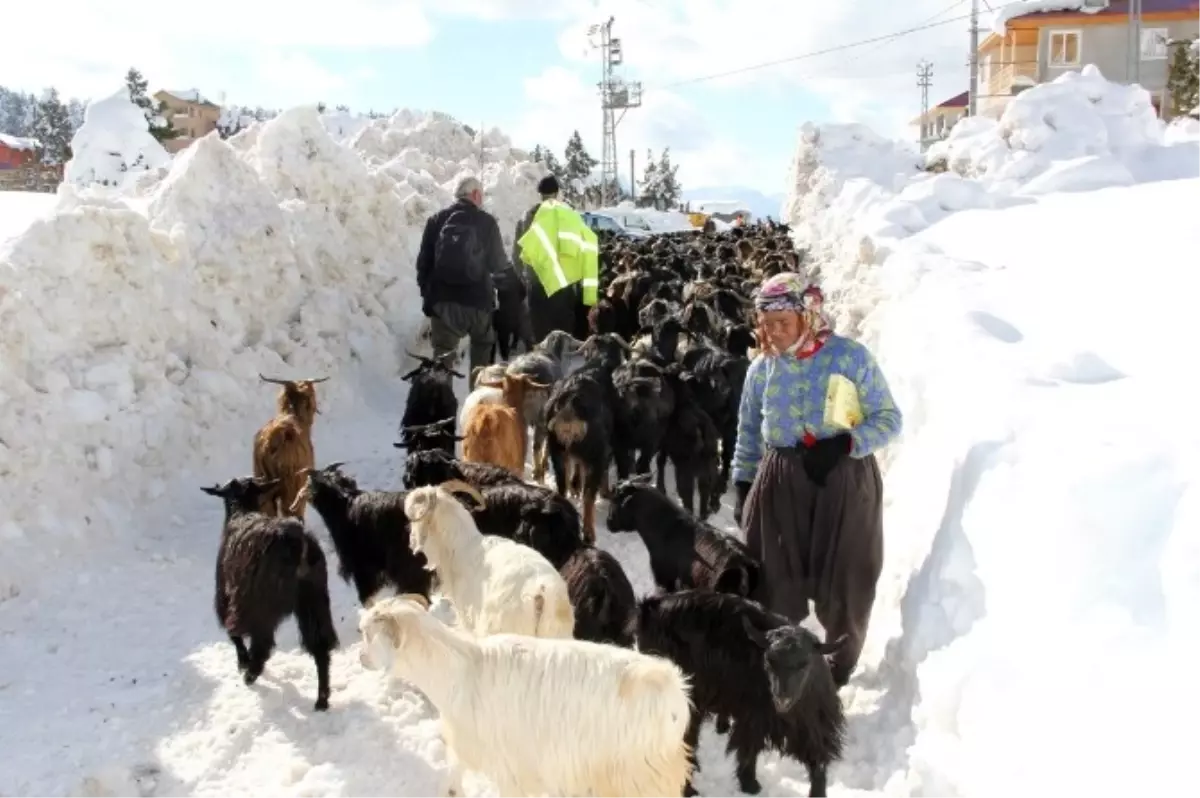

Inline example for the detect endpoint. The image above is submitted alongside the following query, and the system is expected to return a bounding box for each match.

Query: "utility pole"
[629,148,636,203]
[588,17,642,208]
[917,60,934,152]
[1129,0,1143,84]
[968,0,980,116]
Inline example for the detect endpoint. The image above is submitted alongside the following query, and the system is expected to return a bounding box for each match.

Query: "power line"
[647,1,1022,92]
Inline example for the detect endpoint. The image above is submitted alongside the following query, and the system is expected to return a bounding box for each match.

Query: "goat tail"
[548,404,588,446]
[531,580,575,639]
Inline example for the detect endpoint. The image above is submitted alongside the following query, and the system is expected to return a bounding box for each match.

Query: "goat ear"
[819,633,849,656]
[400,368,420,381]
[453,435,467,442]
[741,616,769,649]
[200,484,223,496]
[392,440,409,449]
[449,368,466,379]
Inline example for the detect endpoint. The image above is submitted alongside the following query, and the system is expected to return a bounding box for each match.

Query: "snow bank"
[0,190,56,246]
[782,58,1200,796]
[0,104,540,597]
[63,87,172,189]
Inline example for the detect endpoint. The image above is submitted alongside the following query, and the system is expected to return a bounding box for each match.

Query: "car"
[581,211,652,240]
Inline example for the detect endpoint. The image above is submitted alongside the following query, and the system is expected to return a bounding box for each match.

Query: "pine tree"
[32,88,73,164]
[0,87,36,137]
[655,148,682,209]
[637,149,660,209]
[125,68,180,142]
[317,101,327,113]
[1167,39,1199,117]
[562,130,598,207]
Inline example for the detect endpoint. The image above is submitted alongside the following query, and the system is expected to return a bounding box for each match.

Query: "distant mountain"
[681,185,787,221]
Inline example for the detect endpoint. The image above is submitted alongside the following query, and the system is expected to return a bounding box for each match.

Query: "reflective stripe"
[581,278,599,287]
[558,230,598,253]
[529,222,569,289]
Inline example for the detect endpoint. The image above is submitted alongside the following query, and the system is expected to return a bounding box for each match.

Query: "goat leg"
[244,633,275,685]
[806,763,828,798]
[681,709,704,797]
[229,634,250,672]
[675,466,696,517]
[531,425,548,482]
[655,448,669,493]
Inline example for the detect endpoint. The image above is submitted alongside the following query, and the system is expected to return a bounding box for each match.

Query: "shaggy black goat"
[400,350,463,432]
[298,462,432,606]
[634,590,846,797]
[393,416,462,457]
[402,448,524,491]
[560,546,636,648]
[612,357,675,479]
[678,346,749,506]
[661,369,723,519]
[543,333,634,541]
[473,482,585,568]
[202,476,338,711]
[506,330,584,480]
[606,477,760,598]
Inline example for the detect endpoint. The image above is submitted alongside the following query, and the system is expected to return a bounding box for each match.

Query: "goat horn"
[305,376,330,384]
[404,349,433,364]
[258,373,292,385]
[326,461,346,471]
[398,592,431,610]
[437,479,484,509]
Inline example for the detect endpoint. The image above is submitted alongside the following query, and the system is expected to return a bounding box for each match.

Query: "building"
[911,91,969,150]
[0,133,40,170]
[980,0,1200,118]
[152,89,221,153]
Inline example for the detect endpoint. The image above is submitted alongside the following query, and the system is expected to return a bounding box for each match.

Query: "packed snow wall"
[0,99,542,596]
[782,65,1200,795]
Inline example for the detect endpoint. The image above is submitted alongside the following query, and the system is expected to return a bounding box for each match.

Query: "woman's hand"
[802,433,852,486]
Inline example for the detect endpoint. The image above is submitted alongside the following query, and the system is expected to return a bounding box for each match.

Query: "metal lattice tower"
[588,17,642,207]
[917,60,933,152]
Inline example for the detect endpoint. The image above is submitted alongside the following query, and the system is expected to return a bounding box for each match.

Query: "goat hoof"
[243,668,262,686]
[683,783,698,797]
[314,695,330,712]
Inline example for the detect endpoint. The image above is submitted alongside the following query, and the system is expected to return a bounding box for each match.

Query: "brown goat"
[252,374,328,517]
[461,374,550,478]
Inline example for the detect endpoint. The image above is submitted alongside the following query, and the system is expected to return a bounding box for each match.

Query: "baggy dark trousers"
[526,266,580,343]
[742,446,885,686]
[430,301,495,379]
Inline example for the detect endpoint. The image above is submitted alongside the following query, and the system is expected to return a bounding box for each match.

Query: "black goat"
[472,482,585,569]
[612,357,675,479]
[298,462,432,606]
[506,330,583,481]
[660,369,722,519]
[543,333,634,541]
[606,477,760,598]
[634,590,847,797]
[400,350,463,432]
[202,476,338,711]
[560,546,636,648]
[402,448,524,491]
[678,346,748,505]
[393,416,462,457]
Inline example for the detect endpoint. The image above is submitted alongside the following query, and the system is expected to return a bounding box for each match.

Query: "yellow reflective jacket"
[516,199,600,306]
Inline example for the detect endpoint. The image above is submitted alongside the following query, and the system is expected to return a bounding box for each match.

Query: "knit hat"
[537,174,560,196]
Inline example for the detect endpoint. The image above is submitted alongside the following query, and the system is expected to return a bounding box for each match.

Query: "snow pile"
[0,105,540,596]
[989,1,1103,35]
[781,58,1200,795]
[63,87,172,189]
[0,132,39,151]
[0,190,56,245]
[926,65,1197,192]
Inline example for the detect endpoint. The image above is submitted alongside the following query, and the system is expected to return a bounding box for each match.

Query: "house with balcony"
[912,91,969,151]
[152,89,221,153]
[980,0,1200,118]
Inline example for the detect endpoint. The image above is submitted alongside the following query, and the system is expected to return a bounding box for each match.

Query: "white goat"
[404,480,574,639]
[359,594,693,798]
[458,365,506,429]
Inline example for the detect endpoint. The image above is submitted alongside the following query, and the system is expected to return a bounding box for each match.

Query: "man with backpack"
[416,176,516,377]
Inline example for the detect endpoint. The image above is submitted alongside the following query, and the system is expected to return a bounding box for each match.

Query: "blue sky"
[1,0,980,193]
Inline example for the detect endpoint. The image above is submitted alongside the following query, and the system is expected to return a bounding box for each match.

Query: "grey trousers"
[429,301,495,379]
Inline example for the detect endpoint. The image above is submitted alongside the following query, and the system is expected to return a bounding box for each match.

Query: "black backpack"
[434,207,488,285]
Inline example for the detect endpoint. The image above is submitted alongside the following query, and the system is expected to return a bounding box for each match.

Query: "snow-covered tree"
[31,88,72,164]
[125,68,180,142]
[0,87,38,137]
[562,130,598,207]
[637,149,661,208]
[656,148,682,209]
[531,143,568,188]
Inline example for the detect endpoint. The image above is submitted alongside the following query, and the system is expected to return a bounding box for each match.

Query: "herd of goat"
[201,222,852,797]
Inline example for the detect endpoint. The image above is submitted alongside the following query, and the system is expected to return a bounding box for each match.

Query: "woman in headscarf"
[731,272,902,688]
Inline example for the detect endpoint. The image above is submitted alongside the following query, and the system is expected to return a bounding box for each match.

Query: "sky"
[0,0,994,194]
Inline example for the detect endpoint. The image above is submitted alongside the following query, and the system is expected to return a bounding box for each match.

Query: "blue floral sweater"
[731,334,903,484]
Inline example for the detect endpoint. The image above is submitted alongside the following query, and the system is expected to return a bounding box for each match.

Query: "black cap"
[537,174,560,196]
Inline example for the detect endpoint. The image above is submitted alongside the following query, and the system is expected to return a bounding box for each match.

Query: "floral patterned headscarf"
[753,272,832,357]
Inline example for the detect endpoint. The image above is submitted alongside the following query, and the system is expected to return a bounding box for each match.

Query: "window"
[1140,28,1168,60]
[1048,30,1081,67]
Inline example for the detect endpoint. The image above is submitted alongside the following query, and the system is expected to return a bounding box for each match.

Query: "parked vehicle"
[581,212,652,240]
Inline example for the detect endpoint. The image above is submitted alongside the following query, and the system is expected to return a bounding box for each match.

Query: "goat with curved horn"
[438,479,485,510]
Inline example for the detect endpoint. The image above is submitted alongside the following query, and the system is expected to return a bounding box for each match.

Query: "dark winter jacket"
[511,203,540,267]
[417,198,509,312]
